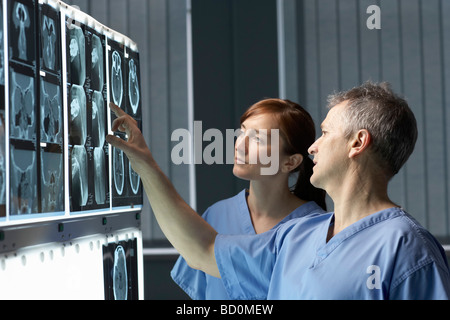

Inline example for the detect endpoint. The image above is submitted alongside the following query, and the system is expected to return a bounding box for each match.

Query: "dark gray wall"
[192,0,279,214]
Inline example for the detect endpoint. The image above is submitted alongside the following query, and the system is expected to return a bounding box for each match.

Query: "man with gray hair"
[107,82,450,299]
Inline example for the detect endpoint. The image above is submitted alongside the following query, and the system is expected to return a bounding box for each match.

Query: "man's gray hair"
[327,81,418,177]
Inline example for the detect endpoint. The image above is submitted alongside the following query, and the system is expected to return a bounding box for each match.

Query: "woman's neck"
[246,179,306,233]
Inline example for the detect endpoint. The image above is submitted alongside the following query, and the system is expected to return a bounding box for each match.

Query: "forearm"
[140,157,220,278]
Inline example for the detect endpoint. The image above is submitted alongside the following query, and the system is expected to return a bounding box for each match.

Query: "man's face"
[308,101,351,191]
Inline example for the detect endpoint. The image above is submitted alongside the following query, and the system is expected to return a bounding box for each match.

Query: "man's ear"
[281,153,303,173]
[348,129,372,158]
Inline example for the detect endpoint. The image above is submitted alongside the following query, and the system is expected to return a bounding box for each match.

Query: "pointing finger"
[109,102,126,117]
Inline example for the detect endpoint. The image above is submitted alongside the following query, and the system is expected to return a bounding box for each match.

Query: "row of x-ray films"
[0,0,142,221]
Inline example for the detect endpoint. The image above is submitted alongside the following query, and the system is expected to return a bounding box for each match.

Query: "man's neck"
[327,172,397,241]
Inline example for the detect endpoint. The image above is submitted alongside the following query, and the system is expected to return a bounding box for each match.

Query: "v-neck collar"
[314,207,404,263]
[237,189,256,235]
[238,189,321,235]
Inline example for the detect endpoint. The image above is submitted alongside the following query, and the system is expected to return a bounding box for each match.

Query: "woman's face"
[233,113,288,180]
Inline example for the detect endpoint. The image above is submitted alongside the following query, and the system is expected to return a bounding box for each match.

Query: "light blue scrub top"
[215,207,450,299]
[171,189,326,300]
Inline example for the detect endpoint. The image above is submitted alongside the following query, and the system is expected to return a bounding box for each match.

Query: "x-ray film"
[40,77,62,144]
[9,67,35,141]
[67,23,86,86]
[40,147,64,213]
[10,145,37,215]
[9,0,36,65]
[111,129,142,208]
[108,40,124,110]
[125,48,141,119]
[0,1,141,222]
[40,3,61,74]
[103,238,139,300]
[69,84,87,146]
[90,34,104,92]
[70,145,88,211]
[93,147,107,205]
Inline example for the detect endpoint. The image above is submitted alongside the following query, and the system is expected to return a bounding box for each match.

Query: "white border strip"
[3,0,9,222]
[276,0,286,99]
[186,0,197,211]
[143,247,179,256]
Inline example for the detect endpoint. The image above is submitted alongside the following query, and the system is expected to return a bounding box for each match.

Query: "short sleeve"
[390,261,450,300]
[214,230,279,300]
[171,255,207,300]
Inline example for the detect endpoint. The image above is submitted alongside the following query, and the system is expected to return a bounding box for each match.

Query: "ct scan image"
[110,50,123,108]
[40,10,60,73]
[103,239,138,300]
[69,84,86,146]
[91,90,105,148]
[10,147,37,215]
[93,147,106,205]
[40,150,64,213]
[10,70,35,141]
[40,79,62,144]
[113,140,125,196]
[90,34,104,91]
[70,145,88,209]
[10,0,36,64]
[127,59,140,115]
[67,25,86,86]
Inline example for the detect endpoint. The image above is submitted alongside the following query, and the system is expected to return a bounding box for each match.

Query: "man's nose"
[308,141,317,155]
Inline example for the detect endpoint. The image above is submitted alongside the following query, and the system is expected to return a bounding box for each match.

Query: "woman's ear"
[348,129,372,158]
[281,153,303,173]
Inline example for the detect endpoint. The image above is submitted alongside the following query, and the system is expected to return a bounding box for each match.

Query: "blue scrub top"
[171,189,326,300]
[215,207,450,299]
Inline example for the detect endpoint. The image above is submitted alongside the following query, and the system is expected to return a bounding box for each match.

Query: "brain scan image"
[129,163,140,195]
[40,80,62,144]
[91,91,105,147]
[94,148,106,205]
[103,239,138,300]
[91,35,104,91]
[128,59,139,115]
[10,71,35,140]
[68,26,85,86]
[113,245,128,300]
[111,50,123,107]
[113,141,124,196]
[69,85,86,146]
[10,148,37,215]
[70,145,88,208]
[41,151,64,213]
[11,2,32,62]
[41,15,57,71]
